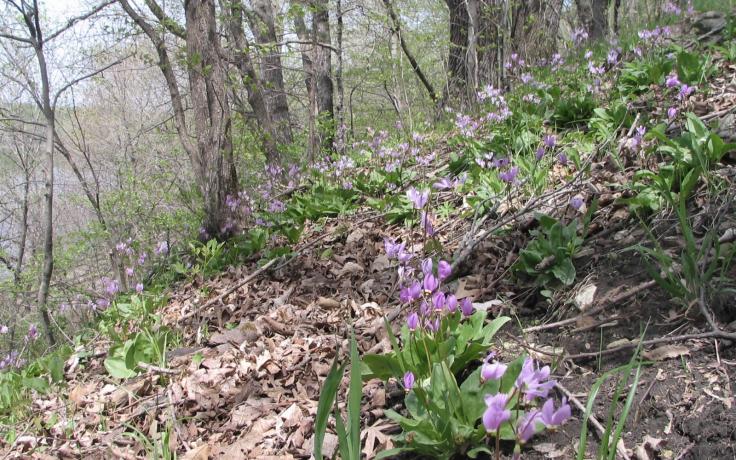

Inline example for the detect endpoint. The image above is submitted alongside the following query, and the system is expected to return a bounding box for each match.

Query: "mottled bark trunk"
[576,0,607,40]
[184,0,235,239]
[311,0,334,150]
[335,0,345,153]
[591,0,609,40]
[477,0,503,88]
[293,10,318,160]
[37,117,56,346]
[511,0,562,65]
[222,0,280,162]
[246,0,293,145]
[444,0,469,102]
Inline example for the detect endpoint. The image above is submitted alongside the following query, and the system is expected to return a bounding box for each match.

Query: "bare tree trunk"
[311,0,334,151]
[511,0,563,64]
[37,117,56,346]
[14,165,30,286]
[591,0,609,40]
[382,0,438,103]
[293,8,319,160]
[576,0,607,40]
[613,0,622,35]
[444,0,470,104]
[221,0,280,162]
[184,0,235,239]
[335,0,346,154]
[477,0,503,88]
[245,0,293,145]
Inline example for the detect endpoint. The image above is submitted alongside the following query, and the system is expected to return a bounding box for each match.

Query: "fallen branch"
[523,280,657,333]
[567,330,736,360]
[555,381,631,460]
[137,362,179,375]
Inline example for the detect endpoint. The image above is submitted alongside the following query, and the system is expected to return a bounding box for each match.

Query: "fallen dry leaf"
[642,345,690,361]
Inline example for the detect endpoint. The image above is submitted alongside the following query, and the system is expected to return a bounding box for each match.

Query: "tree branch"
[44,0,115,42]
[143,0,186,39]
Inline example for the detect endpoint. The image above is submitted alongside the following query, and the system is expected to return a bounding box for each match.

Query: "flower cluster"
[385,247,474,333]
[638,26,672,46]
[481,357,571,445]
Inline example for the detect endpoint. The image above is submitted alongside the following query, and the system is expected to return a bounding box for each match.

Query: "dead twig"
[523,280,657,333]
[567,330,736,360]
[137,362,179,375]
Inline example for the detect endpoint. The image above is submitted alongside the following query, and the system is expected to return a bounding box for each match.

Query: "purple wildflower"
[535,147,545,161]
[125,267,134,277]
[403,371,415,390]
[421,258,433,276]
[517,409,543,443]
[570,196,584,210]
[460,298,474,317]
[679,84,695,100]
[481,361,508,382]
[420,211,435,236]
[154,241,169,255]
[557,153,568,166]
[0,325,7,334]
[27,324,38,341]
[437,260,452,280]
[540,397,572,427]
[482,393,511,432]
[420,300,431,317]
[499,166,519,184]
[446,294,458,313]
[667,107,678,119]
[407,312,419,331]
[666,73,680,88]
[515,357,556,402]
[407,188,429,209]
[135,283,144,293]
[543,135,557,149]
[423,274,439,293]
[432,291,446,311]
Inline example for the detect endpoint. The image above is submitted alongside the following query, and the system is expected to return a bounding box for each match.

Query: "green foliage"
[618,54,673,95]
[0,346,72,418]
[362,313,510,382]
[589,101,633,142]
[313,331,363,460]
[577,346,644,460]
[549,88,596,127]
[513,205,596,289]
[99,295,177,379]
[378,358,527,459]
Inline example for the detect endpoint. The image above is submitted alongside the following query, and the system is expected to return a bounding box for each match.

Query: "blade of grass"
[347,331,362,459]
[313,357,346,460]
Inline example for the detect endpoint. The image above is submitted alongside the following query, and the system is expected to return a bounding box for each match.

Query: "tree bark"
[590,0,609,40]
[444,0,470,103]
[245,0,293,145]
[311,0,334,150]
[335,0,345,153]
[477,0,503,88]
[293,6,319,159]
[221,0,280,162]
[184,0,236,239]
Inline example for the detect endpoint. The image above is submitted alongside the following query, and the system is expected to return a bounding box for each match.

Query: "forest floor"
[4,17,736,460]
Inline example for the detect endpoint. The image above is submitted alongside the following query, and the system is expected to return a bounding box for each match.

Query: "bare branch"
[52,56,127,109]
[44,0,115,43]
[143,0,186,39]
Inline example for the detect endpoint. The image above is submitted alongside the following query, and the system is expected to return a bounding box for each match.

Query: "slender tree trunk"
[335,0,345,154]
[382,0,437,102]
[246,0,293,145]
[477,0,503,88]
[14,168,30,286]
[311,0,334,150]
[293,8,319,160]
[221,0,280,162]
[37,117,56,346]
[444,0,470,104]
[184,0,235,239]
[591,0,609,40]
[613,0,622,35]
